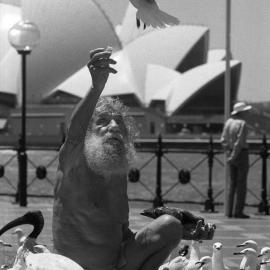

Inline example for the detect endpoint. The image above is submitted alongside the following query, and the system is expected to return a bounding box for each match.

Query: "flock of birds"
[157,239,270,270]
[0,209,269,270]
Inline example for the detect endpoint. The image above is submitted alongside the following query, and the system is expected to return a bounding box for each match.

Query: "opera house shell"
[0,1,241,137]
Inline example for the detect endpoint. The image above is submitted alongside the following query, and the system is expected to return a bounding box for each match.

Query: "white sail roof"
[207,49,226,62]
[0,0,121,103]
[166,60,241,115]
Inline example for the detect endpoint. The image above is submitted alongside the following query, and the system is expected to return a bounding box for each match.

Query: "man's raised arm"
[66,47,117,142]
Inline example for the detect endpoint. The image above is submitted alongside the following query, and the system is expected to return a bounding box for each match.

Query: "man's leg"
[235,156,249,216]
[228,164,237,217]
[234,168,248,216]
[123,214,183,270]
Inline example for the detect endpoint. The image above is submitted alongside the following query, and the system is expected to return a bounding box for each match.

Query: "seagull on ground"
[236,240,259,269]
[236,240,259,253]
[233,248,258,270]
[129,0,180,29]
[159,240,202,270]
[258,247,270,270]
[185,240,202,270]
[260,260,270,270]
[212,242,229,270]
[158,255,188,270]
[167,243,190,262]
[195,256,212,270]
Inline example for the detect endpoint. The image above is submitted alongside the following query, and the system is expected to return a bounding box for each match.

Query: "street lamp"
[8,20,40,206]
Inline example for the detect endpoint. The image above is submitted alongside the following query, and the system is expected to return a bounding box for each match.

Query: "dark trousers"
[227,150,249,216]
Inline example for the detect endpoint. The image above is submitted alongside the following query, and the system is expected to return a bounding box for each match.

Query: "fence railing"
[0,135,269,214]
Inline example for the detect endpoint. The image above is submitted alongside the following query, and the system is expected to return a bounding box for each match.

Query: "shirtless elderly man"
[52,47,215,270]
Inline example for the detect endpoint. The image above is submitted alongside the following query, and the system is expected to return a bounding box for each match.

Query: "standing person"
[221,101,252,218]
[52,47,215,270]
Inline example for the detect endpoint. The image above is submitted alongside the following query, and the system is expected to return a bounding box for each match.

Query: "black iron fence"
[0,135,269,214]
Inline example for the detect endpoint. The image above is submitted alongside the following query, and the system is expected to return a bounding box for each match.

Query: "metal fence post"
[204,135,215,212]
[258,134,269,214]
[153,134,164,207]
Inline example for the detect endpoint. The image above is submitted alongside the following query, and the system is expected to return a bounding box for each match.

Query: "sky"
[98,0,270,103]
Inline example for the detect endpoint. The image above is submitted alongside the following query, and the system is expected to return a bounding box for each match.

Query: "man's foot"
[234,213,250,218]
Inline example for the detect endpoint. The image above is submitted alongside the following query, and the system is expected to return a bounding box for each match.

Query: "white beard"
[84,134,136,177]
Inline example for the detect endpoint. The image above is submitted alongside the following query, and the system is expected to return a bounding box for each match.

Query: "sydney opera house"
[0,1,241,143]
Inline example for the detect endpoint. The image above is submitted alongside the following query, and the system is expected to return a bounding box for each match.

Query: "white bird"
[195,256,212,270]
[129,0,180,29]
[260,261,270,270]
[233,248,258,270]
[237,240,259,253]
[212,242,229,270]
[258,247,270,270]
[33,244,51,253]
[0,240,12,247]
[0,211,84,270]
[159,254,187,270]
[186,240,202,270]
[12,228,26,246]
[236,240,259,269]
[167,243,190,262]
[159,240,202,270]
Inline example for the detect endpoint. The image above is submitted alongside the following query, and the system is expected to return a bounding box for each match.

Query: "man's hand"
[87,47,117,91]
[182,220,216,241]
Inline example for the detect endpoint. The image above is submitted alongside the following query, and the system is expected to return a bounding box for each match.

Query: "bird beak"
[195,262,204,269]
[0,211,44,239]
[233,252,243,255]
[258,254,263,257]
[236,244,245,247]
[260,262,269,265]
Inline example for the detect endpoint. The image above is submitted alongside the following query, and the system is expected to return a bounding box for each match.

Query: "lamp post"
[8,20,40,207]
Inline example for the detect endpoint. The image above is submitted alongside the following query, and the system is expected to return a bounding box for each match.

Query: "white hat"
[231,102,252,115]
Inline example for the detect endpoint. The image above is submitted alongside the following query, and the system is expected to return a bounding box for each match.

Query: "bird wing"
[25,253,84,270]
[129,0,179,28]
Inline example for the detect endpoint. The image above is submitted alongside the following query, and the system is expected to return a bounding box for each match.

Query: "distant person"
[221,101,252,218]
[52,47,215,270]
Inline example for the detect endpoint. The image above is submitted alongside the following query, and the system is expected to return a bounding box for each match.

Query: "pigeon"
[233,248,258,270]
[129,0,180,29]
[195,256,212,270]
[258,247,270,270]
[141,206,216,241]
[140,206,205,225]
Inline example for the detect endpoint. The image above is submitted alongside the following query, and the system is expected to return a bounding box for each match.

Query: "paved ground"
[0,198,269,269]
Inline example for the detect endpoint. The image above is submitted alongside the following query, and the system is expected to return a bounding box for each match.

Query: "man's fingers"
[90,50,112,62]
[92,66,117,74]
[91,58,116,67]
[89,47,112,58]
[207,223,216,240]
